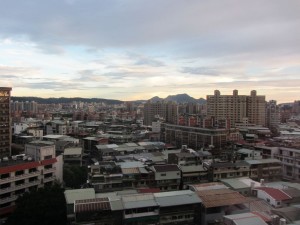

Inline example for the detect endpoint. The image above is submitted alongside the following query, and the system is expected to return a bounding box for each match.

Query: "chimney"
[279,218,286,225]
[250,181,255,190]
[271,215,280,225]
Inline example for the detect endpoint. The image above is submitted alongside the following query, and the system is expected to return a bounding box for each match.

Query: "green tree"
[63,165,88,188]
[6,184,67,225]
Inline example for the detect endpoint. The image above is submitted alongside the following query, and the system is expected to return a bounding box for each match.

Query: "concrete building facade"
[207,90,266,127]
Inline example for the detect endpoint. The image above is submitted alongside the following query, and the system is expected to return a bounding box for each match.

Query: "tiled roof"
[75,198,111,213]
[196,188,248,208]
[121,167,140,174]
[255,187,292,201]
[153,164,180,172]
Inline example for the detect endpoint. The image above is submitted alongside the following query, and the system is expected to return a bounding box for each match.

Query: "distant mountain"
[11,97,123,105]
[149,96,164,102]
[147,93,206,104]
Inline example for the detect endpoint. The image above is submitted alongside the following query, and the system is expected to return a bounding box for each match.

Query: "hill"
[11,97,123,105]
[148,93,206,104]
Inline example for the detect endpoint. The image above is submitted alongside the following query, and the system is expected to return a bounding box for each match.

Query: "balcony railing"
[0,186,12,194]
[15,180,40,190]
[43,167,56,174]
[0,195,18,204]
[0,171,40,184]
[44,176,56,183]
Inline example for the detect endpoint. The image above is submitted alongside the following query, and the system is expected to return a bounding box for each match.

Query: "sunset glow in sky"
[1,0,300,103]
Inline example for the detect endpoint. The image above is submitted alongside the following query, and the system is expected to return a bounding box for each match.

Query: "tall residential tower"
[0,87,12,158]
[207,90,266,127]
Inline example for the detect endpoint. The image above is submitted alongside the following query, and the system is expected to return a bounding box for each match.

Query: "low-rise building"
[0,141,60,217]
[63,147,83,166]
[246,158,282,181]
[150,164,181,191]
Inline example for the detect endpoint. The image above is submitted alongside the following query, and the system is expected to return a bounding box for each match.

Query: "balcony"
[15,180,40,190]
[0,171,40,184]
[0,195,18,204]
[44,176,56,183]
[44,167,56,174]
[0,186,12,195]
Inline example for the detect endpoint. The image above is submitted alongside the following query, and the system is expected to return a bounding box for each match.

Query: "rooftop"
[254,187,292,201]
[64,188,96,204]
[224,212,268,225]
[196,188,248,208]
[121,193,159,209]
[154,190,201,207]
[153,164,180,172]
[74,198,111,213]
[63,147,82,155]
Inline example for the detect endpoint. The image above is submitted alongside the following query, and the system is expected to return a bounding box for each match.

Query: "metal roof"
[154,190,201,207]
[64,147,82,155]
[220,177,261,190]
[64,188,95,204]
[245,158,281,164]
[122,194,158,209]
[75,198,111,213]
[224,212,268,225]
[180,165,206,173]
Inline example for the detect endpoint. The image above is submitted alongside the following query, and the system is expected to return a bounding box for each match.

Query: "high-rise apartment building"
[207,90,266,127]
[143,101,178,126]
[0,87,12,158]
[266,100,280,130]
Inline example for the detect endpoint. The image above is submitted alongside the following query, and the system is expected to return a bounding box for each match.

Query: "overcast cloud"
[0,0,299,102]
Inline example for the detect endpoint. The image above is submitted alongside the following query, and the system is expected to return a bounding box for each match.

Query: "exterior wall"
[274,147,300,181]
[0,158,57,216]
[154,171,180,181]
[164,123,237,150]
[143,101,178,126]
[25,143,55,161]
[13,123,29,134]
[256,190,281,208]
[206,90,266,127]
[27,128,43,138]
[55,154,63,183]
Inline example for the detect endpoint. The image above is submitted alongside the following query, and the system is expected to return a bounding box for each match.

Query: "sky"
[0,0,300,103]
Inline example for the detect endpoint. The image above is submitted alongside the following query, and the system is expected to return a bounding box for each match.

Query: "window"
[160,173,166,176]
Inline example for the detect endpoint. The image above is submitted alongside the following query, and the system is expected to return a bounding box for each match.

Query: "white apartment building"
[0,141,62,217]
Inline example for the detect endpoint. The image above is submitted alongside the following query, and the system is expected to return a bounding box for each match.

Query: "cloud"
[181,66,220,76]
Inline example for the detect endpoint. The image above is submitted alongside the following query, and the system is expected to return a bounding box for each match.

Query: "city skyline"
[1,0,300,103]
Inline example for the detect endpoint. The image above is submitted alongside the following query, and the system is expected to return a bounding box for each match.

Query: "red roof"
[40,158,57,165]
[0,158,57,174]
[75,198,111,213]
[0,161,40,174]
[255,187,291,201]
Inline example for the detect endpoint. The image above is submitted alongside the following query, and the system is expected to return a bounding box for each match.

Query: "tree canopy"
[6,184,67,225]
